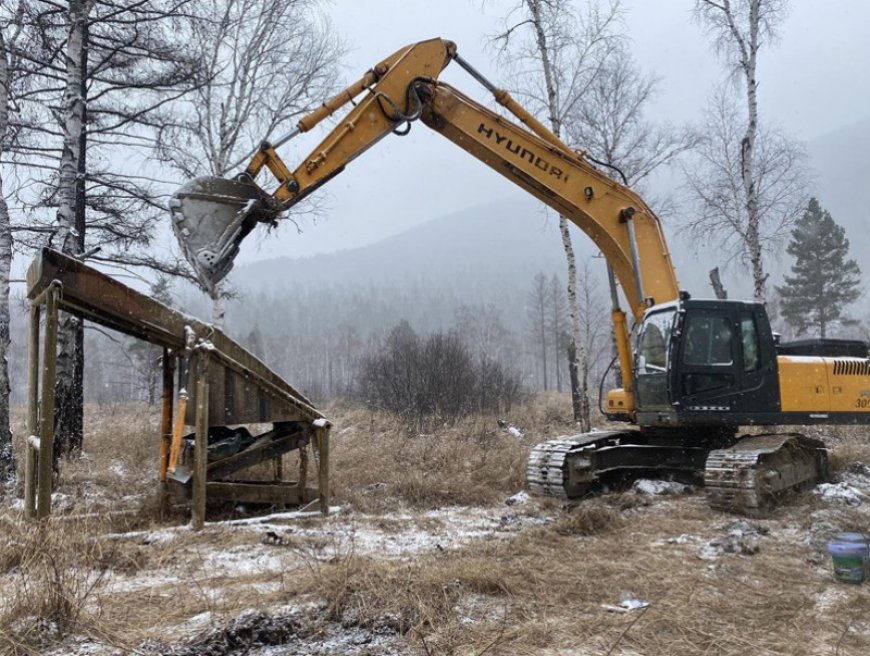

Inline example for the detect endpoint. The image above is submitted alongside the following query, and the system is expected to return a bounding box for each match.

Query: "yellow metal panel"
[824,358,870,413]
[779,356,870,414]
[778,356,830,412]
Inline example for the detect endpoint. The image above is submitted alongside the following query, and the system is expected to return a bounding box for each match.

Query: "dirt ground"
[1,398,870,655]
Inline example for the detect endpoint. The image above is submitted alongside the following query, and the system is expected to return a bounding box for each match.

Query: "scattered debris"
[261,530,284,546]
[505,491,530,506]
[651,533,700,546]
[815,482,867,506]
[363,482,388,495]
[602,596,650,613]
[497,419,524,437]
[500,512,520,527]
[699,520,769,559]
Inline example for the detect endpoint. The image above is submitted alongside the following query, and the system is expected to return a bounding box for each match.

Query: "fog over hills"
[233,196,584,291]
[806,116,870,262]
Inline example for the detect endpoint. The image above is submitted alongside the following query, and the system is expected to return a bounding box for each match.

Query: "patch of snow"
[815,482,866,506]
[813,587,849,613]
[313,417,329,428]
[651,533,700,546]
[507,425,523,437]
[50,492,74,511]
[27,435,40,450]
[602,595,650,613]
[202,546,284,577]
[632,479,694,495]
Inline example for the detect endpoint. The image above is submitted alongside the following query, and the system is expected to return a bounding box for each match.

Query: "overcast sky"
[232,0,870,265]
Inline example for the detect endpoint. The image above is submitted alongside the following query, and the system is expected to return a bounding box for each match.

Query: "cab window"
[740,315,760,371]
[638,310,674,372]
[683,315,733,365]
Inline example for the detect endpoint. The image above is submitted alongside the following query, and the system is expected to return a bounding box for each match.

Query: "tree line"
[0,0,866,485]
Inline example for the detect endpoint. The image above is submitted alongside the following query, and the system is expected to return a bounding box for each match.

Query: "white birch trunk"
[54,1,92,460]
[55,1,89,254]
[717,0,764,301]
[528,0,590,429]
[211,282,225,329]
[742,1,763,301]
[0,25,14,483]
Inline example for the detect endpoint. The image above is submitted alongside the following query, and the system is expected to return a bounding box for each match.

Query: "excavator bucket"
[169,176,271,292]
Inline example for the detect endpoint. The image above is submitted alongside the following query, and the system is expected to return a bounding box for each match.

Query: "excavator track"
[526,433,618,498]
[527,430,710,499]
[705,433,828,513]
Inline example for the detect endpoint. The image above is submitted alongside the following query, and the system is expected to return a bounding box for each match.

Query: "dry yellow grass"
[274,495,869,656]
[1,395,869,655]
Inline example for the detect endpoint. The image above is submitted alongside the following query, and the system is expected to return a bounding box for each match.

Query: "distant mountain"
[232,196,600,293]
[228,114,870,308]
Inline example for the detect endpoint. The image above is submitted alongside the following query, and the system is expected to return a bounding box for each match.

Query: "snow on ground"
[814,462,870,506]
[631,479,696,496]
[99,504,543,599]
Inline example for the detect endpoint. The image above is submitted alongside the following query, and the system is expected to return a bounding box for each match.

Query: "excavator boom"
[169,38,679,320]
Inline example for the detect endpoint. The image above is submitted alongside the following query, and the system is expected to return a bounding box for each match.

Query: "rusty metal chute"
[23,248,331,526]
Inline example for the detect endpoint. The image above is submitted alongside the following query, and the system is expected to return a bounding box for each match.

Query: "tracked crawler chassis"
[527,431,829,513]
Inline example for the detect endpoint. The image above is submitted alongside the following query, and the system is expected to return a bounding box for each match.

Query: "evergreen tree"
[777,198,861,338]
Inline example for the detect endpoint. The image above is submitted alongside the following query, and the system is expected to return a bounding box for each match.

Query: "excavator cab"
[633,298,781,428]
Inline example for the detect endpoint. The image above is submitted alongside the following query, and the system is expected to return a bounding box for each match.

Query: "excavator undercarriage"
[527,430,829,513]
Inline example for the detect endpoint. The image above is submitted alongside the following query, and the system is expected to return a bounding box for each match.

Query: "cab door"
[676,309,739,408]
[674,306,779,415]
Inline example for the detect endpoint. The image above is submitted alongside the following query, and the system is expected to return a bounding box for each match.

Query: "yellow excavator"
[169,38,866,512]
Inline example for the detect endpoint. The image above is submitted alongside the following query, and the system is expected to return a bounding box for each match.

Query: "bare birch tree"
[157,0,342,316]
[559,40,695,425]
[47,0,93,462]
[11,1,203,459]
[564,44,697,188]
[549,274,566,392]
[687,0,807,301]
[494,0,623,430]
[158,0,342,179]
[526,272,550,390]
[682,89,807,288]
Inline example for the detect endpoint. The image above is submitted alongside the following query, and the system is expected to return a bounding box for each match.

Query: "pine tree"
[777,198,861,338]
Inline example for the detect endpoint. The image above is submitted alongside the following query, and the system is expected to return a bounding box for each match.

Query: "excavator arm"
[170,37,681,416]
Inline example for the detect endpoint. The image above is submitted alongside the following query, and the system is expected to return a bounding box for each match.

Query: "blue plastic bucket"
[827,534,869,584]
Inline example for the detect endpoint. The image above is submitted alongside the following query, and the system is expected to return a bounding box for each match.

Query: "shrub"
[356,322,525,430]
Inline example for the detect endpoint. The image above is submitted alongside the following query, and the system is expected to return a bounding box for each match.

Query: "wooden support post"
[298,439,308,504]
[37,285,59,519]
[159,349,174,483]
[316,426,330,516]
[24,304,40,519]
[273,453,283,481]
[192,352,210,530]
